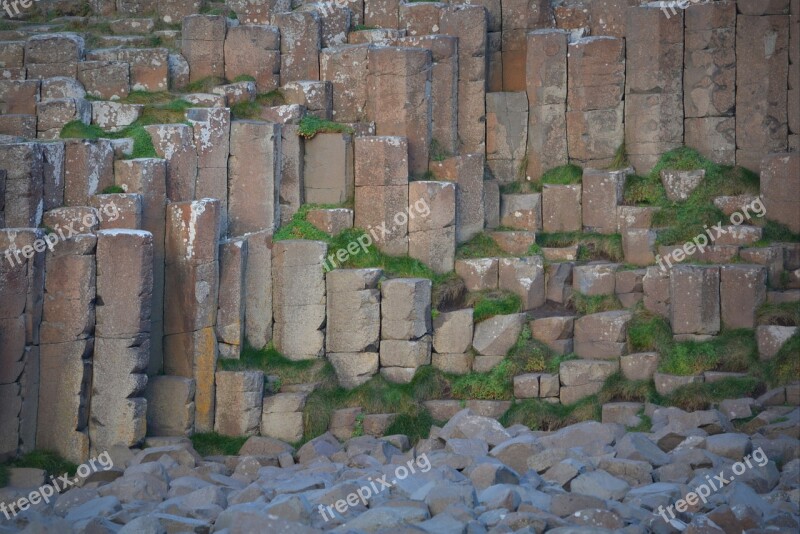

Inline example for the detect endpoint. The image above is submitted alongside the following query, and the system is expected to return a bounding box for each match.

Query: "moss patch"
[191,433,249,457]
[456,232,512,260]
[218,343,331,387]
[60,120,157,159]
[501,396,600,432]
[298,116,355,139]
[1,451,78,487]
[757,301,800,327]
[663,377,761,411]
[572,293,623,315]
[467,290,522,323]
[540,164,583,185]
[764,333,800,387]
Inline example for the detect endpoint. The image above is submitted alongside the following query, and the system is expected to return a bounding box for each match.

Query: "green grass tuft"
[233,74,256,83]
[501,396,600,431]
[757,301,800,327]
[102,185,125,194]
[764,333,800,387]
[256,89,286,106]
[572,293,623,314]
[218,343,331,386]
[298,115,355,139]
[537,232,624,262]
[658,329,757,376]
[451,360,514,400]
[663,377,761,411]
[468,291,522,323]
[456,232,512,259]
[606,143,629,170]
[60,121,157,159]
[2,450,78,485]
[540,164,583,185]
[598,373,658,404]
[191,433,249,457]
[230,101,262,120]
[184,76,226,94]
[430,139,451,162]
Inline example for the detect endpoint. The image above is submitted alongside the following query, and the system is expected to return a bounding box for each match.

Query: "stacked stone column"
[144,124,198,202]
[90,230,153,453]
[354,136,410,255]
[566,36,625,168]
[625,4,684,174]
[0,142,44,228]
[37,234,96,464]
[181,15,227,82]
[408,181,456,274]
[272,240,327,360]
[683,1,736,165]
[429,152,485,243]
[164,199,221,433]
[486,92,528,183]
[1,229,44,461]
[367,46,432,175]
[525,29,568,181]
[327,269,382,388]
[735,5,790,170]
[224,25,281,93]
[188,107,231,234]
[273,11,322,83]
[380,278,432,384]
[217,238,248,359]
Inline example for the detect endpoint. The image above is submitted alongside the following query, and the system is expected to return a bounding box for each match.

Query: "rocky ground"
[1,405,798,533]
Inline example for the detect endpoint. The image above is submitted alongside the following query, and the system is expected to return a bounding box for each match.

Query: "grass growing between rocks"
[60,120,158,159]
[0,451,78,487]
[658,330,757,376]
[218,343,331,387]
[663,377,762,412]
[467,290,522,323]
[622,147,762,246]
[540,164,583,185]
[598,373,658,404]
[763,333,800,387]
[298,116,355,139]
[191,433,249,457]
[302,367,449,444]
[537,232,624,262]
[455,233,512,259]
[757,301,800,326]
[501,397,600,432]
[571,293,623,314]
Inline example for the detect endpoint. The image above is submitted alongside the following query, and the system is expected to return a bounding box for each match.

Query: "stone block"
[307,208,353,235]
[0,142,44,227]
[320,44,370,122]
[574,310,632,359]
[736,15,789,170]
[660,169,704,202]
[498,256,545,310]
[546,262,573,304]
[756,325,798,360]
[380,337,432,368]
[500,193,541,231]
[273,11,321,83]
[40,77,86,101]
[215,371,264,437]
[367,46,432,175]
[229,120,281,236]
[326,269,381,354]
[329,352,379,389]
[212,81,257,106]
[162,328,218,433]
[581,168,625,234]
[472,313,525,356]
[408,180,455,228]
[181,15,226,82]
[381,278,431,340]
[573,262,619,296]
[620,352,659,382]
[542,184,581,233]
[25,33,84,65]
[455,258,498,291]
[624,91,684,174]
[272,240,327,360]
[486,92,528,182]
[643,266,670,318]
[243,231,273,349]
[91,102,142,132]
[224,25,281,92]
[560,359,619,387]
[531,316,574,343]
[304,132,353,204]
[622,229,656,267]
[428,153,485,243]
[299,3,351,48]
[144,376,195,437]
[432,353,474,375]
[409,228,456,274]
[262,411,304,443]
[433,309,474,354]
[217,238,247,358]
[654,372,704,396]
[761,152,800,233]
[365,0,400,27]
[670,265,720,335]
[36,98,91,138]
[0,114,36,138]
[720,265,767,329]
[86,48,169,92]
[227,0,289,24]
[0,80,40,115]
[354,184,409,256]
[484,179,500,229]
[684,117,736,166]
[282,81,333,119]
[144,124,198,203]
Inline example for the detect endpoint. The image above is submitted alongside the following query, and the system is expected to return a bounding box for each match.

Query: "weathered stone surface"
[433,309,473,354]
[217,238,247,358]
[187,107,231,230]
[85,47,169,92]
[456,258,498,291]
[498,256,545,310]
[500,193,541,231]
[304,132,353,205]
[272,240,326,360]
[573,262,619,296]
[720,264,767,329]
[581,168,626,234]
[654,372,704,396]
[354,184,409,256]
[486,92,528,182]
[660,169,705,202]
[273,11,321,83]
[380,337,432,368]
[328,352,379,389]
[670,265,720,335]
[228,120,281,236]
[224,25,280,92]
[0,142,44,228]
[574,310,632,359]
[541,184,581,233]
[215,371,264,437]
[306,208,353,235]
[488,230,536,256]
[320,44,370,123]
[432,353,474,375]
[367,46,432,174]
[144,376,195,437]
[381,278,431,341]
[560,359,619,386]
[756,325,798,360]
[181,15,226,82]
[761,152,800,233]
[77,60,130,101]
[327,269,381,353]
[472,313,525,356]
[144,124,198,202]
[621,352,660,381]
